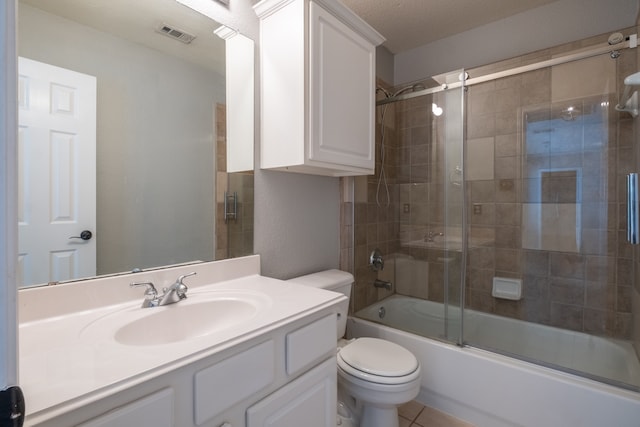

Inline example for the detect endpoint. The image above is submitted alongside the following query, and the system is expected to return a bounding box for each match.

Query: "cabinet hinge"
[0,386,25,427]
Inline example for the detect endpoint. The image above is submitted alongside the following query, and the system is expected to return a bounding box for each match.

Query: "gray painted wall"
[376,46,394,85]
[254,171,340,279]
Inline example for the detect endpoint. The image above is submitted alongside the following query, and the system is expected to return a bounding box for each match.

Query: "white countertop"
[18,256,343,422]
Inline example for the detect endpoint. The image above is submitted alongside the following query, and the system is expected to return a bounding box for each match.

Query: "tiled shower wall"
[341,81,402,312]
[343,28,639,340]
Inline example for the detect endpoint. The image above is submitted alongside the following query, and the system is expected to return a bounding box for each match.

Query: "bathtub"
[348,295,640,427]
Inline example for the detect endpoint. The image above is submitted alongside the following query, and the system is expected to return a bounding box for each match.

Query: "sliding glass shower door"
[461,50,640,391]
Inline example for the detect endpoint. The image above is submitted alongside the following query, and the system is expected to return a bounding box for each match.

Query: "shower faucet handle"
[369,248,384,271]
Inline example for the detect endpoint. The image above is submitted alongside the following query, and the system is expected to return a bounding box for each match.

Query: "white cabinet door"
[194,340,275,425]
[246,358,336,427]
[255,0,384,176]
[308,2,376,172]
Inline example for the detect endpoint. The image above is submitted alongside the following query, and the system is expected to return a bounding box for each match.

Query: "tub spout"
[374,279,392,291]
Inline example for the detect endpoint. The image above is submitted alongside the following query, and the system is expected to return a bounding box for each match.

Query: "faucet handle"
[369,249,384,271]
[130,281,158,307]
[177,272,197,286]
[130,281,157,294]
[172,272,197,299]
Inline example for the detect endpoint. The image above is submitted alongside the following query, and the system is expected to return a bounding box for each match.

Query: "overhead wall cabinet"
[254,0,385,176]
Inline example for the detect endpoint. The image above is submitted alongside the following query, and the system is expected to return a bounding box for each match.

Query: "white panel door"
[18,57,96,287]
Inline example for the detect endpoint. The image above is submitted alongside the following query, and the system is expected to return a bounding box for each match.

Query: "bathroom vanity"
[19,255,344,426]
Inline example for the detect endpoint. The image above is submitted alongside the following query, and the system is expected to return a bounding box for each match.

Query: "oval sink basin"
[80,290,270,346]
[115,298,258,346]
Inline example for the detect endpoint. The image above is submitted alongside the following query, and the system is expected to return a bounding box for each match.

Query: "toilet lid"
[337,338,419,383]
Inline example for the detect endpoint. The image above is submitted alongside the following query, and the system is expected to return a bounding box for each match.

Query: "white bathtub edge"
[348,317,640,427]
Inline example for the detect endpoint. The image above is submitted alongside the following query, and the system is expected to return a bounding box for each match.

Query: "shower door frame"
[377,35,638,107]
[441,70,468,346]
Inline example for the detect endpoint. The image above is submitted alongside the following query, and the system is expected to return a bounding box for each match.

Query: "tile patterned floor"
[398,401,475,427]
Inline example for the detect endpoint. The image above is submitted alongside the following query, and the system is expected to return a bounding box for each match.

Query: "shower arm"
[615,71,640,118]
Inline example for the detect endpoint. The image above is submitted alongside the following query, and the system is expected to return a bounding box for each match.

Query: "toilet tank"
[287,269,353,339]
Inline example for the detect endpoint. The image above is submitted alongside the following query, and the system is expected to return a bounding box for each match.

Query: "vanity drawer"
[77,388,174,427]
[194,340,275,425]
[285,314,336,376]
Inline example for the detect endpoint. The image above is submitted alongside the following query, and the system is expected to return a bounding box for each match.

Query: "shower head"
[608,32,625,58]
[392,83,426,97]
[376,86,392,98]
[608,32,624,45]
[376,83,426,99]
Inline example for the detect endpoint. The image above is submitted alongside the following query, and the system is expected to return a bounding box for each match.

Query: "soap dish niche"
[492,277,522,301]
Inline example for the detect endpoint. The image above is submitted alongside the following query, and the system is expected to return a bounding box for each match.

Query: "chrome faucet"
[425,231,444,242]
[130,272,197,308]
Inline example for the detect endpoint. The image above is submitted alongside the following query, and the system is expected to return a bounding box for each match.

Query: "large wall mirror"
[17,0,254,287]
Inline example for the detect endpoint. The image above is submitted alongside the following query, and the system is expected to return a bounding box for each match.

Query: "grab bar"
[224,191,237,223]
[627,173,639,244]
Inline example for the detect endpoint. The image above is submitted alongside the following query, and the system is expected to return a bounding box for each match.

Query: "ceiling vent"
[155,23,196,44]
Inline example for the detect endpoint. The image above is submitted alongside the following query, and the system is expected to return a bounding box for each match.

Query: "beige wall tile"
[466,137,495,180]
[551,55,616,102]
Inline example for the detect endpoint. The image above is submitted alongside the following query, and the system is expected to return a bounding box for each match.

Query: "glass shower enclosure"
[351,34,640,391]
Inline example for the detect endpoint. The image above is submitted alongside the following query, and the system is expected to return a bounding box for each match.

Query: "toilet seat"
[337,338,420,385]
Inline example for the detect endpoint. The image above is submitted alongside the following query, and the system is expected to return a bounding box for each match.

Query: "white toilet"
[288,270,421,427]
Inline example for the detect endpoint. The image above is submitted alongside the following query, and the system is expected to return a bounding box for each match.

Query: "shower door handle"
[627,173,639,244]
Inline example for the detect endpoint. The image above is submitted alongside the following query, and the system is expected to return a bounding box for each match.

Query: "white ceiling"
[20,0,225,74]
[21,0,563,62]
[342,0,559,54]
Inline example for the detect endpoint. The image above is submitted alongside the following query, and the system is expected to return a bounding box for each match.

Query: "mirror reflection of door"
[18,57,96,287]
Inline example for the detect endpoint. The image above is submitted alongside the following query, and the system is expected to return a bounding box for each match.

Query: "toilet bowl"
[288,270,421,427]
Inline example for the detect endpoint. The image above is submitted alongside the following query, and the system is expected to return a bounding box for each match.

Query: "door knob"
[69,230,92,241]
